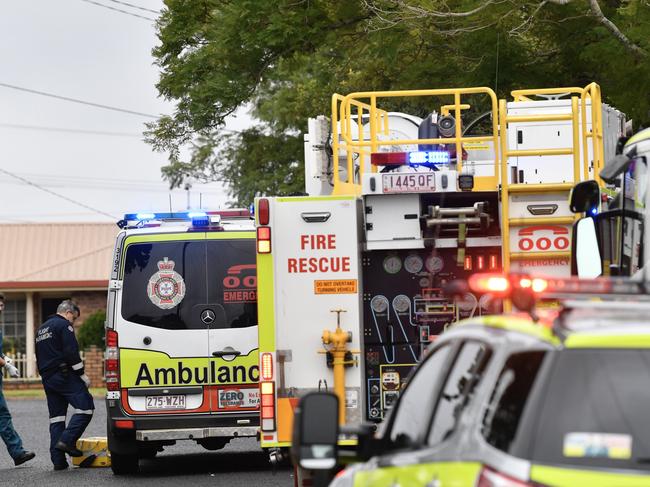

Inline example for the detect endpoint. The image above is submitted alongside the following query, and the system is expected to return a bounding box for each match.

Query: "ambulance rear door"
[118,232,212,416]
[205,233,260,416]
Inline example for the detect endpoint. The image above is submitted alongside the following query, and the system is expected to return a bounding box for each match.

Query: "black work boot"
[14,451,35,466]
[55,441,83,457]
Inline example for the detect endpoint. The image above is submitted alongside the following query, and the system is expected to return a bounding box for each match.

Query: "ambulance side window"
[206,239,257,329]
[387,345,451,449]
[121,241,206,330]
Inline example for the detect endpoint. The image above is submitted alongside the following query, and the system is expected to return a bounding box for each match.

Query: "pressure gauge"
[404,254,423,274]
[383,255,402,274]
[479,294,492,310]
[419,277,431,288]
[457,293,478,312]
[425,256,444,274]
[370,295,389,313]
[393,294,411,313]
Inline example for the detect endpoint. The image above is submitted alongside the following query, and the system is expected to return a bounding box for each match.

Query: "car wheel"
[111,452,139,475]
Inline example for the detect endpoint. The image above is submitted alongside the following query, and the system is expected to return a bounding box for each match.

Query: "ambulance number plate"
[145,395,186,410]
[382,173,435,194]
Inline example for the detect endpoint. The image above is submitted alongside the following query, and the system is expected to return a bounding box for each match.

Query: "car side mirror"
[291,392,339,471]
[574,217,602,278]
[569,180,600,214]
[600,146,637,184]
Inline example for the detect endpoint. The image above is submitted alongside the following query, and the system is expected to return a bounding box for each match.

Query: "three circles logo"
[223,264,257,303]
[517,225,570,252]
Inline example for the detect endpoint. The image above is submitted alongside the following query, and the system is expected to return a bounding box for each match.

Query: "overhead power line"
[0,122,143,137]
[0,168,117,220]
[79,0,156,21]
[0,82,159,119]
[106,0,159,14]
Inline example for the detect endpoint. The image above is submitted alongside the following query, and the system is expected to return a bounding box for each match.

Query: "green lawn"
[4,387,106,399]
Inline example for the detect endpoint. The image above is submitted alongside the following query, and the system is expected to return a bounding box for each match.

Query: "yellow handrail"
[331,87,499,195]
[510,87,585,101]
[500,89,585,276]
[581,83,604,185]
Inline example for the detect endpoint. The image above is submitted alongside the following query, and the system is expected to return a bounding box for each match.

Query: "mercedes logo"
[200,309,216,324]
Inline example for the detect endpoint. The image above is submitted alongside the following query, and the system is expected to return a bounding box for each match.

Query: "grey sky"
[0,0,249,223]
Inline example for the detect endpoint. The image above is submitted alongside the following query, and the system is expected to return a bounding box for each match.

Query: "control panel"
[361,246,501,421]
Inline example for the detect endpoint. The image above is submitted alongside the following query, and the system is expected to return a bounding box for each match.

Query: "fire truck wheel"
[111,452,139,475]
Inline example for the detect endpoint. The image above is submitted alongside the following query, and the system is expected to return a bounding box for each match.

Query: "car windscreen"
[121,238,256,330]
[531,349,650,471]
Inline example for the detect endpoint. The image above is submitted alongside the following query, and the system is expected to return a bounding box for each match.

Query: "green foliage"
[148,0,650,203]
[78,310,106,351]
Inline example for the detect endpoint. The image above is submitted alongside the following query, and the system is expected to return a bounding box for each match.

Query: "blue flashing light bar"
[188,211,209,226]
[123,209,250,223]
[408,151,450,165]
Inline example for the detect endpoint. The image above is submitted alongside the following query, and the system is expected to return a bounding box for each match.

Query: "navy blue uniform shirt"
[35,314,84,376]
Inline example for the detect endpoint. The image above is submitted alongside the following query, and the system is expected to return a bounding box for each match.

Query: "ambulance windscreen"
[121,239,257,330]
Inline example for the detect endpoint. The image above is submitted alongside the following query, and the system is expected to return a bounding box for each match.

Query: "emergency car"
[293,274,650,487]
[105,210,259,474]
[255,84,626,459]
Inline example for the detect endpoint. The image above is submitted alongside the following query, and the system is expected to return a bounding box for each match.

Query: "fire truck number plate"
[382,173,435,193]
[145,395,186,410]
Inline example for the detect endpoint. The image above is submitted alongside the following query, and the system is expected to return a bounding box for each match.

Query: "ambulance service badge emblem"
[147,257,186,309]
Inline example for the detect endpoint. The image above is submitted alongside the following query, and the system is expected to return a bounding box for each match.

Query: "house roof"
[0,223,118,290]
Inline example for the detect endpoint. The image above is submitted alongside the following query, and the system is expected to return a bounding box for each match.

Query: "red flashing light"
[258,198,270,225]
[477,255,485,271]
[489,254,498,270]
[469,274,511,295]
[206,209,250,218]
[370,152,408,166]
[464,256,472,271]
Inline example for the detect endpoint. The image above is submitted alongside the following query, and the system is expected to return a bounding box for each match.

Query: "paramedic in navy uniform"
[35,300,94,470]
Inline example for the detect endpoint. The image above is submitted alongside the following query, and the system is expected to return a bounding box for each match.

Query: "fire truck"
[254,84,625,459]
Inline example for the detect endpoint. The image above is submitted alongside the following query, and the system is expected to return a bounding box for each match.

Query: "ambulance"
[254,84,626,462]
[104,210,259,474]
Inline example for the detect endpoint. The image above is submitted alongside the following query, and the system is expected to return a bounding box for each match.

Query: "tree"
[78,310,106,351]
[147,0,650,204]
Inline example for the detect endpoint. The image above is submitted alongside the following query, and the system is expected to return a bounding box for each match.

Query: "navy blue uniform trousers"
[43,371,94,466]
[0,377,25,460]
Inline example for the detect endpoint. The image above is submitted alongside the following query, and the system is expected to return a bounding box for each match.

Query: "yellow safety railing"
[582,83,604,185]
[331,88,500,196]
[499,83,605,277]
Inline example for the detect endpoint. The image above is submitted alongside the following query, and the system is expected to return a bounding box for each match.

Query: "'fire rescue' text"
[287,234,351,273]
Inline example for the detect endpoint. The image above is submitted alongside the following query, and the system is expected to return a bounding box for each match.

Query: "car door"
[354,340,492,486]
[118,233,212,415]
[204,233,259,414]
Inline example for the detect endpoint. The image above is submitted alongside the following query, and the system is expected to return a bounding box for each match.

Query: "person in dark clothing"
[0,293,36,467]
[35,300,94,470]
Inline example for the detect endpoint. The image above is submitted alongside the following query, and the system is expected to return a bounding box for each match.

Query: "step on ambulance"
[104,210,259,474]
